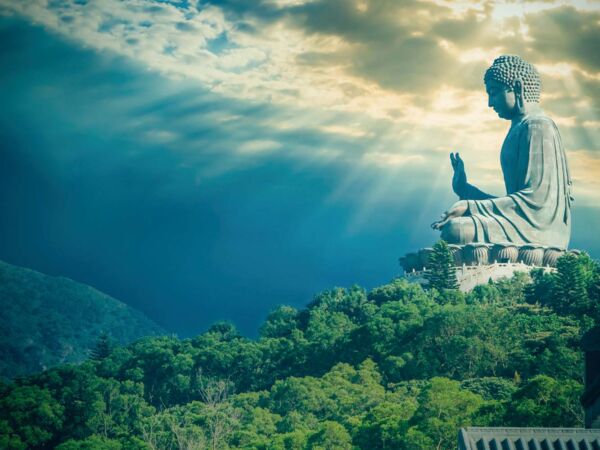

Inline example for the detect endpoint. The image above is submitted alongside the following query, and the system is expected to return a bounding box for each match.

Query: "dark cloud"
[290,0,439,43]
[201,0,459,93]
[201,0,289,25]
[541,69,600,125]
[353,36,455,92]
[287,0,463,93]
[525,6,600,72]
[213,0,600,100]
[431,5,495,45]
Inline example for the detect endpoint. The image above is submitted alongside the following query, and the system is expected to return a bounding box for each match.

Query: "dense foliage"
[0,260,164,380]
[1,252,598,449]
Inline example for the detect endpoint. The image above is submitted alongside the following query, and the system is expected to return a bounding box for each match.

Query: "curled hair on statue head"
[484,55,541,103]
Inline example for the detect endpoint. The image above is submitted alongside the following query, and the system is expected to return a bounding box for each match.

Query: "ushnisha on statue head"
[483,55,542,121]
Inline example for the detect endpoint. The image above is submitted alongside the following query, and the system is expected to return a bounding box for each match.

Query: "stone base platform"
[405,262,555,292]
[399,243,576,273]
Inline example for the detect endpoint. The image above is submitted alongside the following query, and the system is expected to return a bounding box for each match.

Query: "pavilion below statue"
[404,261,554,292]
[399,243,580,292]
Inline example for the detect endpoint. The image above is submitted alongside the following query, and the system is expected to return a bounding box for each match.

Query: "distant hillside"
[0,260,164,379]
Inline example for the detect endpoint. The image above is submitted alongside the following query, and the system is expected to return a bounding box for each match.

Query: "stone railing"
[399,243,577,273]
[402,261,558,292]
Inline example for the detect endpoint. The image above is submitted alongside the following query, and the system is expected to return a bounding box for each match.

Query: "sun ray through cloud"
[0,0,599,336]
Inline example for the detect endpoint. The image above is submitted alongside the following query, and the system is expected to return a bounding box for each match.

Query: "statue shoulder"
[520,113,558,135]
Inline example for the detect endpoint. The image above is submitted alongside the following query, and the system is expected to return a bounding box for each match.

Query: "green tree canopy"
[425,240,458,291]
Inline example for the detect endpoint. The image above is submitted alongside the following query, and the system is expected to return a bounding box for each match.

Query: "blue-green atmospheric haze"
[1,15,599,337]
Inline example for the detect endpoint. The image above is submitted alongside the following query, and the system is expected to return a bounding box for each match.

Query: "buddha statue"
[431,55,572,249]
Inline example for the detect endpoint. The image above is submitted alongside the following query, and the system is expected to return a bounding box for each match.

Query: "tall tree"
[553,253,591,316]
[425,240,459,291]
[90,333,113,361]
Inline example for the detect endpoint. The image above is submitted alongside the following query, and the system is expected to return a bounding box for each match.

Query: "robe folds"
[463,111,572,249]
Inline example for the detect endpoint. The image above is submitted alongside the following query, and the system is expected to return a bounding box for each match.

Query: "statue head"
[484,55,541,120]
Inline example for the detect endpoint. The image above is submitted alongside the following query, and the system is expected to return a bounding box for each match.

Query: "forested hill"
[1,252,599,450]
[0,260,164,380]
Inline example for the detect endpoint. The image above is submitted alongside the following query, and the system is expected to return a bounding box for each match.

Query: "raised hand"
[451,152,467,198]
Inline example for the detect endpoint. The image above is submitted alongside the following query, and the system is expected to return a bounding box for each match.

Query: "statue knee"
[440,219,461,244]
[440,217,476,244]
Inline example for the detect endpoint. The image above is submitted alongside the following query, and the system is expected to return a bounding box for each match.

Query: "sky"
[0,0,599,337]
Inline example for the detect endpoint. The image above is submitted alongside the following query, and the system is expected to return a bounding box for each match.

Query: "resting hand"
[431,200,468,230]
[451,152,467,198]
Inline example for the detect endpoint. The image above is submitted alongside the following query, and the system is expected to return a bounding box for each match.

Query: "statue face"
[485,79,516,120]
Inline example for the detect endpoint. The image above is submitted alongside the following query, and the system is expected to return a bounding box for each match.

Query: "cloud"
[1,0,598,207]
[2,0,597,111]
[0,0,507,112]
[524,5,600,72]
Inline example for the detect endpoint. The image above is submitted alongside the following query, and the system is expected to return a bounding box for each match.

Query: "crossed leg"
[440,216,477,245]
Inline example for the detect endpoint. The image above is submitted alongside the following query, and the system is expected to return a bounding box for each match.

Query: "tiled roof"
[458,427,600,450]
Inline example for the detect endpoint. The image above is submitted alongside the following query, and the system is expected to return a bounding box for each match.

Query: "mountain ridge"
[0,259,165,379]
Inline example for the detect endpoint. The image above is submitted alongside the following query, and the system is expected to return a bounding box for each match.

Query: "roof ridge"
[464,427,597,431]
[458,427,600,450]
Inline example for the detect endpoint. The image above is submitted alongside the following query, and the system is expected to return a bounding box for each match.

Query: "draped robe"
[457,110,572,249]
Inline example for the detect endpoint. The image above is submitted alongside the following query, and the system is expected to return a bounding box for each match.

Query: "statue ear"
[514,79,525,109]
